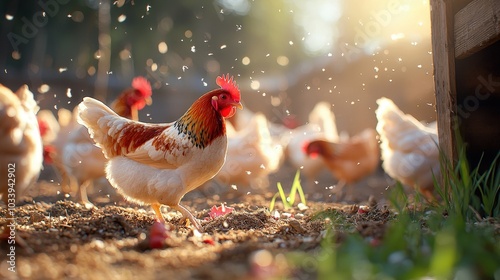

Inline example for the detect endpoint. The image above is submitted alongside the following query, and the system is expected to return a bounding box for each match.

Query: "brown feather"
[111,123,167,156]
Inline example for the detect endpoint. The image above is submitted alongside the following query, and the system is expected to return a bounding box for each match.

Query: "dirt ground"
[1,166,397,280]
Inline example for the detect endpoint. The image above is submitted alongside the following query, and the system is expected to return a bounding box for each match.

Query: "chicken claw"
[172,205,203,232]
[151,203,202,232]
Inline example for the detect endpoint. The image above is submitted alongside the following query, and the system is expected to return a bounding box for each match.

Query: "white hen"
[375,97,439,199]
[0,84,43,205]
[62,125,107,207]
[40,108,81,193]
[216,112,284,191]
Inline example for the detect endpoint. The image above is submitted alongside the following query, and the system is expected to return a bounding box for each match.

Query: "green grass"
[435,145,500,219]
[286,144,500,279]
[269,170,307,211]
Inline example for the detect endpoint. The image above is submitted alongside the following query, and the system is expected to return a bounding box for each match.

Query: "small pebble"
[271,210,280,220]
[281,213,292,219]
[297,203,308,211]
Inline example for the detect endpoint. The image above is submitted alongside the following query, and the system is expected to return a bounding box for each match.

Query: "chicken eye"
[220,94,227,100]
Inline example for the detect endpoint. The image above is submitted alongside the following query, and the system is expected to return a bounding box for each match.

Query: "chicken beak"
[145,96,153,106]
[234,101,243,110]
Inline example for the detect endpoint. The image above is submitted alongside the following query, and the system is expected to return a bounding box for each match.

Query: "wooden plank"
[430,0,458,164]
[455,0,500,59]
[453,0,474,14]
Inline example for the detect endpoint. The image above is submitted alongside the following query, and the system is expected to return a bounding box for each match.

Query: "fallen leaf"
[208,204,234,220]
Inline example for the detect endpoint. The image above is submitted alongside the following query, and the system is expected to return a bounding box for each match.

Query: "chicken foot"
[79,180,95,209]
[151,203,202,232]
[172,204,202,232]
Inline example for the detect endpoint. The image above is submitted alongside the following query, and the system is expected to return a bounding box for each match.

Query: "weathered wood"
[452,0,474,14]
[455,0,500,59]
[430,0,458,164]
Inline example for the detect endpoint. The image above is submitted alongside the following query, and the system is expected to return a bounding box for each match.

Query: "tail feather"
[77,97,126,158]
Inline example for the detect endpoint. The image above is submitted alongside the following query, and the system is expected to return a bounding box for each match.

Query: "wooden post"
[430,0,458,165]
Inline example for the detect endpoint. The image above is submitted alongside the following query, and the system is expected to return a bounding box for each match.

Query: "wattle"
[220,106,236,118]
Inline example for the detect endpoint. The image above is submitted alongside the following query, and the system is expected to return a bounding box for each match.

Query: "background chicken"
[37,109,61,172]
[375,97,439,199]
[215,112,284,192]
[39,108,80,193]
[0,84,43,244]
[37,109,60,146]
[228,105,299,139]
[285,102,339,186]
[304,128,380,199]
[62,76,152,207]
[77,74,242,231]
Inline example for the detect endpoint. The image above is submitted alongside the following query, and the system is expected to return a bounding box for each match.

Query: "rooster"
[62,76,153,207]
[215,112,284,191]
[304,128,380,199]
[0,84,43,248]
[375,97,439,199]
[77,74,242,231]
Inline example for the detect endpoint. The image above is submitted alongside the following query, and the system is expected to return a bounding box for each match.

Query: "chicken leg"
[151,203,166,223]
[171,204,202,232]
[151,203,202,232]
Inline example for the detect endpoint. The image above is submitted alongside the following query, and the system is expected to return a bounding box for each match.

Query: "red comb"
[38,118,49,137]
[131,76,152,97]
[216,74,240,100]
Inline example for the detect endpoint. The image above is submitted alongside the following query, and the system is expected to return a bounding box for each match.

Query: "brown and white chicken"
[215,112,284,191]
[304,128,380,198]
[375,97,439,199]
[285,102,339,184]
[0,84,43,240]
[77,74,242,231]
[62,77,153,207]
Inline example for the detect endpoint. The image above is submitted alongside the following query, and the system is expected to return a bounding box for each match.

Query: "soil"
[1,167,397,280]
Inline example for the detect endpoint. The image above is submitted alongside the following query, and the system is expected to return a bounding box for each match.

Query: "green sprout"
[269,170,307,211]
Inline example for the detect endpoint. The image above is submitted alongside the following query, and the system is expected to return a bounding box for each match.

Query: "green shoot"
[269,170,307,211]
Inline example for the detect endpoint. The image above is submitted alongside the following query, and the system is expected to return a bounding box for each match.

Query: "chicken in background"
[37,109,61,171]
[227,105,299,139]
[375,97,439,199]
[77,74,242,232]
[285,102,339,186]
[63,76,153,207]
[215,112,284,191]
[37,109,60,146]
[304,128,380,199]
[0,84,43,248]
[42,108,81,193]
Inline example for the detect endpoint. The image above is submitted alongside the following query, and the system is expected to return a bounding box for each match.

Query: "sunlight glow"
[287,0,342,55]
